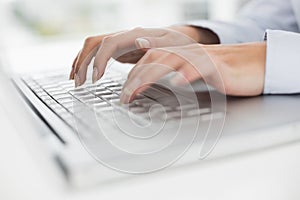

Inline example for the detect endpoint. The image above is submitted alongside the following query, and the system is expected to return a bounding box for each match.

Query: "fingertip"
[69,71,75,80]
[70,53,80,80]
[76,66,88,86]
[92,67,98,84]
[120,87,131,104]
[128,93,136,103]
[74,74,80,87]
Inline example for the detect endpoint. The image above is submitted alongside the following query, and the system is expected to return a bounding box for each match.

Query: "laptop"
[1,54,300,187]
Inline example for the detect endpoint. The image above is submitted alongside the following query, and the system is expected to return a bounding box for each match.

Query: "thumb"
[135,37,166,49]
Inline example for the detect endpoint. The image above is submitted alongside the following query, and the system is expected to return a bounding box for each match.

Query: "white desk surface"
[1,41,300,200]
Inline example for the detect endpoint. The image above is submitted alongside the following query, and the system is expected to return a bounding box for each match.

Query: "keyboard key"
[200,112,224,121]
[94,93,112,98]
[164,111,182,120]
[101,82,122,87]
[69,89,90,96]
[149,105,173,115]
[93,101,110,109]
[63,102,74,109]
[175,104,199,111]
[69,88,85,93]
[132,98,156,107]
[25,70,220,134]
[44,99,58,106]
[109,98,121,104]
[77,94,96,101]
[58,80,74,86]
[57,97,74,105]
[141,86,170,99]
[101,94,119,100]
[52,93,72,99]
[39,95,52,102]
[186,108,211,117]
[48,90,68,96]
[96,79,114,85]
[85,98,104,105]
[95,106,114,112]
[128,106,147,113]
[41,84,60,90]
[107,85,123,91]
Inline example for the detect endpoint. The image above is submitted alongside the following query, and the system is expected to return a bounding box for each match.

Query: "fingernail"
[120,87,131,103]
[120,78,140,103]
[136,38,150,49]
[75,74,81,87]
[69,71,75,80]
[92,67,98,84]
[170,74,185,86]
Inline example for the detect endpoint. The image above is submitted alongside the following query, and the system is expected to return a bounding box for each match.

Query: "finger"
[135,27,196,49]
[92,28,167,82]
[124,39,178,79]
[126,48,176,80]
[167,44,217,86]
[121,64,171,104]
[169,63,203,86]
[127,45,197,80]
[69,50,82,80]
[120,49,184,103]
[74,36,102,73]
[126,49,152,80]
[74,34,115,86]
[116,49,147,63]
[92,28,147,82]
[76,46,99,86]
[135,36,172,49]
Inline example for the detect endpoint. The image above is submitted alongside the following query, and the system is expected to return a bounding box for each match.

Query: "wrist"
[168,25,220,44]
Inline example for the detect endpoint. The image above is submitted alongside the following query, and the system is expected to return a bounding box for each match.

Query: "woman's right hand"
[70,26,216,86]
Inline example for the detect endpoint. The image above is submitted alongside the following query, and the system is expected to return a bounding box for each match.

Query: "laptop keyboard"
[22,70,222,131]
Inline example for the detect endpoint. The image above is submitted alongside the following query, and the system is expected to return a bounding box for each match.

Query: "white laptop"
[1,52,300,188]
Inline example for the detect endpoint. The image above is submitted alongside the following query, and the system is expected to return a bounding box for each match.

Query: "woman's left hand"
[120,42,266,103]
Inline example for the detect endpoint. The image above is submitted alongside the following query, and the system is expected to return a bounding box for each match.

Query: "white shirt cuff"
[187,19,266,44]
[263,29,300,94]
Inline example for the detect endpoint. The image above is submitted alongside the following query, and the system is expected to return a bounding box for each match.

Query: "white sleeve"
[188,0,299,44]
[263,30,300,94]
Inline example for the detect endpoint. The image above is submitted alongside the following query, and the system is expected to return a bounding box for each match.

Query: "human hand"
[70,26,202,86]
[120,42,266,103]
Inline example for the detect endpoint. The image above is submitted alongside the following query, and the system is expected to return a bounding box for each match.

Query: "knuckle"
[83,36,96,46]
[145,49,158,59]
[131,27,145,33]
[101,36,116,49]
[102,36,112,43]
[166,51,177,58]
